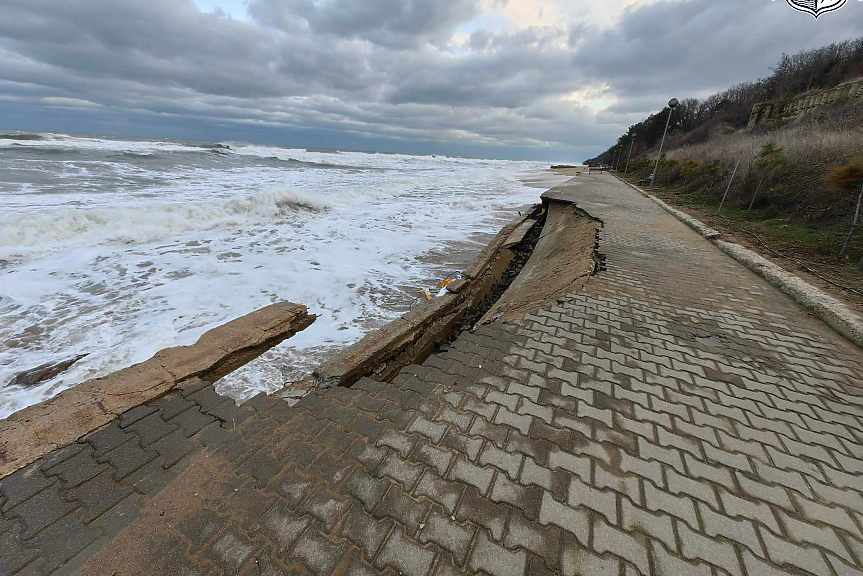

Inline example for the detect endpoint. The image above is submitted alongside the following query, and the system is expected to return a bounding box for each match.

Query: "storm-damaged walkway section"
[3,174,863,575]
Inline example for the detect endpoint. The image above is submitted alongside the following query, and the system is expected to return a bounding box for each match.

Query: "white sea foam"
[0,132,552,418]
[0,187,333,257]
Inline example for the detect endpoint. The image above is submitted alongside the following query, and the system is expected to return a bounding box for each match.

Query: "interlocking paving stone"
[340,504,393,562]
[8,482,77,538]
[468,529,527,576]
[374,527,436,576]
[43,448,108,489]
[97,438,157,480]
[5,174,863,575]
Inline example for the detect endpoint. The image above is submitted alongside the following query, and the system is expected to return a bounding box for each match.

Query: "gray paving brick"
[409,414,449,444]
[505,508,561,570]
[479,443,523,479]
[538,492,588,545]
[463,395,497,420]
[618,450,663,486]
[547,448,590,483]
[468,528,527,576]
[295,486,351,532]
[638,437,685,473]
[793,493,860,535]
[259,503,311,552]
[698,501,762,556]
[495,407,532,434]
[568,474,616,525]
[419,507,476,565]
[345,468,389,512]
[375,527,436,576]
[761,525,832,576]
[441,428,483,461]
[339,504,393,562]
[509,381,541,402]
[85,423,131,457]
[621,497,676,552]
[414,470,463,515]
[651,540,711,576]
[736,472,795,510]
[9,482,77,538]
[436,405,473,432]
[741,548,798,576]
[561,537,619,576]
[292,526,349,576]
[378,429,419,458]
[809,478,863,516]
[486,390,519,411]
[412,441,454,476]
[377,453,424,490]
[683,453,734,490]
[781,511,854,564]
[718,488,781,533]
[448,456,494,496]
[374,483,429,536]
[0,528,38,574]
[125,412,178,447]
[665,466,719,507]
[27,510,99,573]
[456,487,509,541]
[470,417,509,448]
[66,469,133,523]
[752,460,811,497]
[594,462,640,505]
[152,429,198,469]
[593,518,650,575]
[678,520,743,576]
[643,481,698,528]
[490,472,542,520]
[169,406,216,437]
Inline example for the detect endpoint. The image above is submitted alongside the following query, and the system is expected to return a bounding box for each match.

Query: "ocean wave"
[2,144,80,156]
[0,188,331,256]
[0,133,45,141]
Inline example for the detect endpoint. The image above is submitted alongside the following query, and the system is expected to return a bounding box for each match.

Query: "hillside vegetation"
[589,36,863,276]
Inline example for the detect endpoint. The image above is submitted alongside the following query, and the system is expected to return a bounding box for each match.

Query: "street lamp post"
[624,134,637,176]
[650,98,679,188]
[613,147,622,171]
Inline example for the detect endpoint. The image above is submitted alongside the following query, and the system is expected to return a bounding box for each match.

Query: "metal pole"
[650,107,674,188]
[613,148,622,171]
[717,160,741,215]
[624,136,636,176]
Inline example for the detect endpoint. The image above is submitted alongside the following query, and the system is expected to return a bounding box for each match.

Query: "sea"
[0,131,569,418]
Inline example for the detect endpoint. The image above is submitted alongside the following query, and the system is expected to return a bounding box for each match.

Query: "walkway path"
[3,174,863,575]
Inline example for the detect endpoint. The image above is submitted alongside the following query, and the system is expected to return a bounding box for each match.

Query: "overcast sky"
[1,0,862,161]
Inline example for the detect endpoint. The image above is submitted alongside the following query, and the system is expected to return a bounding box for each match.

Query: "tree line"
[588,35,863,165]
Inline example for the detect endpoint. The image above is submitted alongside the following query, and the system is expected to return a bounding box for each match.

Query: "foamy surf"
[0,131,551,418]
[0,188,332,258]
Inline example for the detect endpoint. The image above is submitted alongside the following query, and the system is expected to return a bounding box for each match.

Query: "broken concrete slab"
[481,198,600,324]
[6,354,88,389]
[308,210,541,389]
[0,302,315,479]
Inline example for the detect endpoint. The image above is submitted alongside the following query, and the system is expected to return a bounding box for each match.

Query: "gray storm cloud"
[0,0,861,159]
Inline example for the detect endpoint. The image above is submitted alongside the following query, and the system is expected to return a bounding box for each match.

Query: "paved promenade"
[3,173,863,575]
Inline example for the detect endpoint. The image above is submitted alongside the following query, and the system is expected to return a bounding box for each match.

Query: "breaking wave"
[0,133,45,141]
[0,188,330,256]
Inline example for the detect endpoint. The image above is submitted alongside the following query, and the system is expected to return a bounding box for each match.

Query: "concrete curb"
[615,176,863,350]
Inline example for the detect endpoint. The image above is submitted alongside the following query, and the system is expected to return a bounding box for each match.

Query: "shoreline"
[0,171,585,477]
